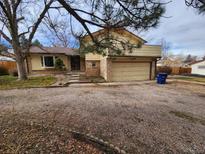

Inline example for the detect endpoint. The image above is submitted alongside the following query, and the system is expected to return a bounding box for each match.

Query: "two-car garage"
[111,62,151,82]
[108,57,157,82]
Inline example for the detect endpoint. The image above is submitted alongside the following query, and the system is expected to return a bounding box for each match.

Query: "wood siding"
[85,53,103,60]
[124,45,161,57]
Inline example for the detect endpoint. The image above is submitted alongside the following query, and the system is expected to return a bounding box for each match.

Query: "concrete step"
[68,79,80,83]
[71,74,80,77]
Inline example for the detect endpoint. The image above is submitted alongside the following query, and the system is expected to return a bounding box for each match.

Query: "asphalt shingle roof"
[29,46,79,56]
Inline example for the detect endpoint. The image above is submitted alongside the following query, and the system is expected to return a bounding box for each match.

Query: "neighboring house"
[190,60,205,75]
[26,28,161,82]
[157,57,190,67]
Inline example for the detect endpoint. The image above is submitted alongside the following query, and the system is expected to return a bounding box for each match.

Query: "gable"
[82,28,146,45]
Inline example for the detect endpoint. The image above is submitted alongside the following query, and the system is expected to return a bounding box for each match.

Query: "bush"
[157,66,172,75]
[9,69,18,76]
[0,66,9,76]
[55,58,65,70]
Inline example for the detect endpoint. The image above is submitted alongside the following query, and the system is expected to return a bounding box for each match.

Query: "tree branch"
[57,0,96,42]
[28,0,54,45]
[0,30,12,44]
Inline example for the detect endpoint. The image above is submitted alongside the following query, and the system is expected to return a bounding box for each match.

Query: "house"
[26,28,161,82]
[26,46,85,73]
[190,60,205,75]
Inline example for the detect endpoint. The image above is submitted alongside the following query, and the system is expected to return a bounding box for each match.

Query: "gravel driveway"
[0,83,205,153]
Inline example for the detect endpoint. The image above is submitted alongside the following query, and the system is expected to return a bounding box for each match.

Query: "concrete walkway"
[51,74,71,86]
[68,80,156,87]
[51,75,205,88]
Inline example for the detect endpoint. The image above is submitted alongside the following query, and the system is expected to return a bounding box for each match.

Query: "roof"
[28,46,79,56]
[189,59,205,65]
[83,28,147,43]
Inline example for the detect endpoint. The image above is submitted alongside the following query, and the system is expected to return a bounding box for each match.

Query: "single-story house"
[26,46,85,73]
[190,60,205,75]
[26,28,161,82]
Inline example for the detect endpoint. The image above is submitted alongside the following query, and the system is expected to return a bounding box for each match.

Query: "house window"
[41,56,55,67]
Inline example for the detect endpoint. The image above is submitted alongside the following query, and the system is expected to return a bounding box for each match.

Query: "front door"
[71,56,80,71]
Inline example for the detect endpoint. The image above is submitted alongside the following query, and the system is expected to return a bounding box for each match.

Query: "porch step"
[71,74,80,77]
[68,79,80,83]
[67,71,85,75]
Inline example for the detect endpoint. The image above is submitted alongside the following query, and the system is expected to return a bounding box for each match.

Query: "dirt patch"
[0,112,102,154]
[176,100,186,104]
[170,111,205,126]
[0,83,205,153]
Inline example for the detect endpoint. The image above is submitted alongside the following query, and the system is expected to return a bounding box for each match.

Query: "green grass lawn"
[0,75,57,90]
[174,76,205,83]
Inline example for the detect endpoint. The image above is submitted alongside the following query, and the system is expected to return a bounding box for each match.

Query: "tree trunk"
[15,48,28,80]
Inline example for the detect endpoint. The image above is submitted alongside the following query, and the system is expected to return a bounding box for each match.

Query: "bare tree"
[185,0,205,13]
[0,0,54,80]
[42,13,79,48]
[184,54,197,63]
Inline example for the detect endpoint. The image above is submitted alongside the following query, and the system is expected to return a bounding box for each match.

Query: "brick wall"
[85,60,100,76]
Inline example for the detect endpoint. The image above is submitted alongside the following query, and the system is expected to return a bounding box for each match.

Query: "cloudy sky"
[39,0,203,56]
[139,0,205,56]
[1,0,202,57]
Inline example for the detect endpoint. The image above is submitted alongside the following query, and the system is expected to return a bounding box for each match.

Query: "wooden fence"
[157,66,192,75]
[171,67,191,75]
[0,61,17,71]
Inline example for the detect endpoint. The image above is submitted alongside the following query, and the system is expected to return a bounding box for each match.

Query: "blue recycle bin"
[157,73,168,84]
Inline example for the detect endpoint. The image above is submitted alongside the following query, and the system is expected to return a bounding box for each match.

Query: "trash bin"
[157,73,168,84]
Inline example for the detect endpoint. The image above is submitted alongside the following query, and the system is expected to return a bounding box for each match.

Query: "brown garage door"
[111,62,150,81]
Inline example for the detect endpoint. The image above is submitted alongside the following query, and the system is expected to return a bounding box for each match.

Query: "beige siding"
[31,54,44,70]
[111,62,150,81]
[85,53,102,60]
[110,31,141,45]
[80,57,85,71]
[191,61,205,75]
[125,45,161,57]
[100,57,108,80]
[30,54,69,71]
[151,61,156,79]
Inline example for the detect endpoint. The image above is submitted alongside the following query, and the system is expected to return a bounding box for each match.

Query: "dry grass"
[170,111,205,126]
[0,75,57,90]
[174,76,205,83]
